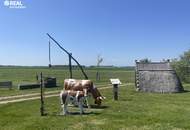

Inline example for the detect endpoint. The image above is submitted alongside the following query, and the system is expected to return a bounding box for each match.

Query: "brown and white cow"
[60,90,85,115]
[64,79,105,107]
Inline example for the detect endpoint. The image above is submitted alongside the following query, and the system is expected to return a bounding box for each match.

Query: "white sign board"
[110,79,121,85]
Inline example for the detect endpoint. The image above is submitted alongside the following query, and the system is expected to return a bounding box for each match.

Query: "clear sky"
[0,0,190,66]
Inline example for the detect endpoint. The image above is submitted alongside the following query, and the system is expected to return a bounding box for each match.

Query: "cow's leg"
[60,103,67,115]
[63,95,70,115]
[78,98,84,114]
[60,91,65,115]
[86,95,91,109]
[63,95,69,115]
[63,104,68,115]
[75,91,84,114]
[83,89,90,108]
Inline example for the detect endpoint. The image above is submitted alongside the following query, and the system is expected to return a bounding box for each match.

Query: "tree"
[139,58,151,63]
[96,55,103,81]
[171,49,190,83]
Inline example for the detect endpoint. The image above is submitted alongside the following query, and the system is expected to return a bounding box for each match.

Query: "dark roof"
[136,62,173,71]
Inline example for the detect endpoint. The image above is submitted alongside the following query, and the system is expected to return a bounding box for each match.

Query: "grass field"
[0,67,190,130]
[0,67,134,96]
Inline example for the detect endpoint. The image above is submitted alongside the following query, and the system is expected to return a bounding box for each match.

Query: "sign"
[110,79,121,85]
[110,79,121,101]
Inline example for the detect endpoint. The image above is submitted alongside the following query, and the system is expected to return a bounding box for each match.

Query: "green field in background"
[0,67,134,96]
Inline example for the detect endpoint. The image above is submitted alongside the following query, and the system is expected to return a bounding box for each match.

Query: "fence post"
[40,72,45,116]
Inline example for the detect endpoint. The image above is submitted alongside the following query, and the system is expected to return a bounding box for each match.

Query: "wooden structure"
[135,60,184,93]
[18,83,40,90]
[47,33,88,79]
[44,77,57,88]
[0,81,12,89]
[40,72,45,116]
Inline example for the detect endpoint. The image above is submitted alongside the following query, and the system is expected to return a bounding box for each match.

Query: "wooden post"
[40,72,45,116]
[110,79,121,101]
[69,53,73,79]
[96,71,100,81]
[48,38,52,68]
[113,84,119,100]
[135,60,140,91]
[135,69,137,88]
[47,33,88,79]
[36,73,39,83]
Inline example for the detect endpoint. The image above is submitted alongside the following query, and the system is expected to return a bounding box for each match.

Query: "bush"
[171,49,190,83]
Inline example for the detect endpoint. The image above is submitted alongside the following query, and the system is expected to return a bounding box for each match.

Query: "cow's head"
[94,96,106,106]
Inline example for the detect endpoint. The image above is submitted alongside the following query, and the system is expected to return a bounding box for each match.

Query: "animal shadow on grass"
[48,105,109,116]
[90,105,109,109]
[182,90,190,93]
[51,111,100,116]
[68,111,100,115]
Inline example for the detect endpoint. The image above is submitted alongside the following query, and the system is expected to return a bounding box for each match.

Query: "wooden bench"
[18,83,40,90]
[0,81,12,90]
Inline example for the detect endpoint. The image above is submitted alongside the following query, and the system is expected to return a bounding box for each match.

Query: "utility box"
[110,79,122,100]
[44,77,57,88]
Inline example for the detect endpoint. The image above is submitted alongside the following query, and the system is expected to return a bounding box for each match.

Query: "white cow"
[60,90,85,115]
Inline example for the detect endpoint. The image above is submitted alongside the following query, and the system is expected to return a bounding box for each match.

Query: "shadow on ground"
[90,105,109,109]
[182,90,190,93]
[48,105,109,116]
[50,111,101,116]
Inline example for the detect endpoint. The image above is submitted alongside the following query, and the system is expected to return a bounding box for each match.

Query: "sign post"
[110,79,121,101]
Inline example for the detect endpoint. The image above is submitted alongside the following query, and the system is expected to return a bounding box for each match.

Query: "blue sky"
[0,0,190,66]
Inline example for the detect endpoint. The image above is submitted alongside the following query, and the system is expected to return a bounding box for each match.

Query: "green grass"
[1,85,190,130]
[1,67,190,130]
[0,67,134,96]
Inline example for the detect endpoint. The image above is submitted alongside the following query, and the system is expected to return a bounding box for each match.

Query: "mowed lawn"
[0,84,190,130]
[0,67,190,130]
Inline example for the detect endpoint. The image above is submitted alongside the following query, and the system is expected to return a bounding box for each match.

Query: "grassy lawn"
[0,67,134,96]
[0,67,190,130]
[0,84,190,130]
